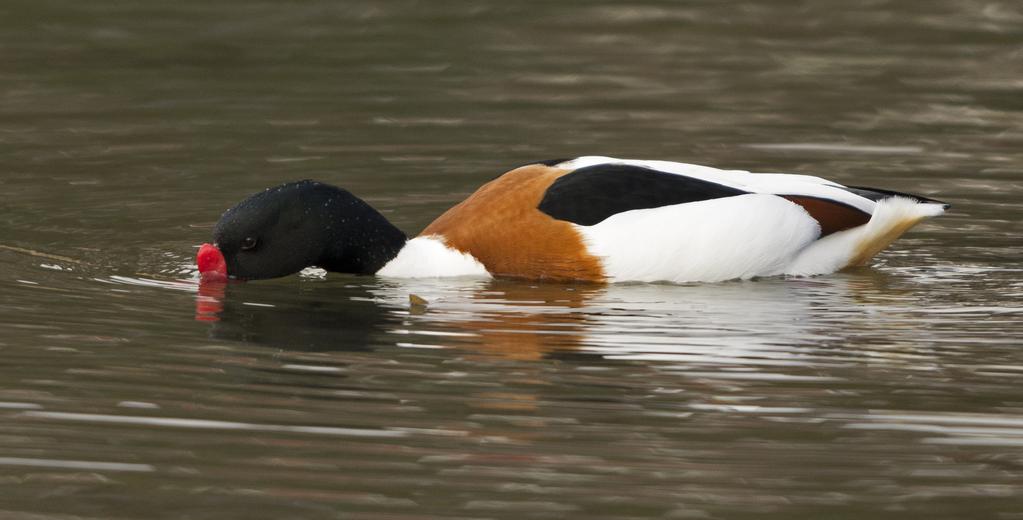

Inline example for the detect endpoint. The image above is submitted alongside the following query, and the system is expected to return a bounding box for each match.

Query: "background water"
[2,1,1023,518]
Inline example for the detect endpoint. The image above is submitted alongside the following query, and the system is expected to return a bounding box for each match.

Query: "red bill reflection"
[195,279,226,322]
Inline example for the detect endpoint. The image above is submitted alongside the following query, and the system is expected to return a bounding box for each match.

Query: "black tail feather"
[842,185,950,209]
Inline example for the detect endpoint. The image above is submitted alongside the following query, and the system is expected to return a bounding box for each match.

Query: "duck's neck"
[316,204,408,275]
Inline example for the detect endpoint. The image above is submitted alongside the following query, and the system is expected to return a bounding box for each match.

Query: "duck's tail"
[846,196,948,266]
[786,194,949,276]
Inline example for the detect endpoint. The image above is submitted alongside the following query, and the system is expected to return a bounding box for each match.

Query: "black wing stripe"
[535,158,573,167]
[516,158,574,169]
[842,185,949,207]
[538,164,748,226]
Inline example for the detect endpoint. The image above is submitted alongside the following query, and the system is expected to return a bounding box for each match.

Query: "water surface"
[2,1,1022,518]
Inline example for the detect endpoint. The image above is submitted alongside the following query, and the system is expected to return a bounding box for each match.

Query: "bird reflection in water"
[193,268,913,362]
[190,269,935,427]
[194,278,391,351]
[194,275,612,358]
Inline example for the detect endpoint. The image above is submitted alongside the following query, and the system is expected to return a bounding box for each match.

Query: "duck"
[196,156,949,284]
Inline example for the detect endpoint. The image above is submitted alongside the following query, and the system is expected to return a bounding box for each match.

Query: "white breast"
[376,236,491,279]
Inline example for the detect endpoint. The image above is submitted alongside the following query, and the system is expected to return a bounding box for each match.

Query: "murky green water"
[2,1,1022,518]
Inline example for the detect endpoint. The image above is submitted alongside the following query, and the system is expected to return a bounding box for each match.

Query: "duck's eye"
[240,237,258,251]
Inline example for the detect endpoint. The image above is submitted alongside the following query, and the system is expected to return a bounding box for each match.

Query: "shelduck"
[196,156,948,284]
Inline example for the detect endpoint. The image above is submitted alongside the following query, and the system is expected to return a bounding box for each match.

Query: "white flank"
[785,197,947,275]
[376,236,491,278]
[577,194,822,283]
